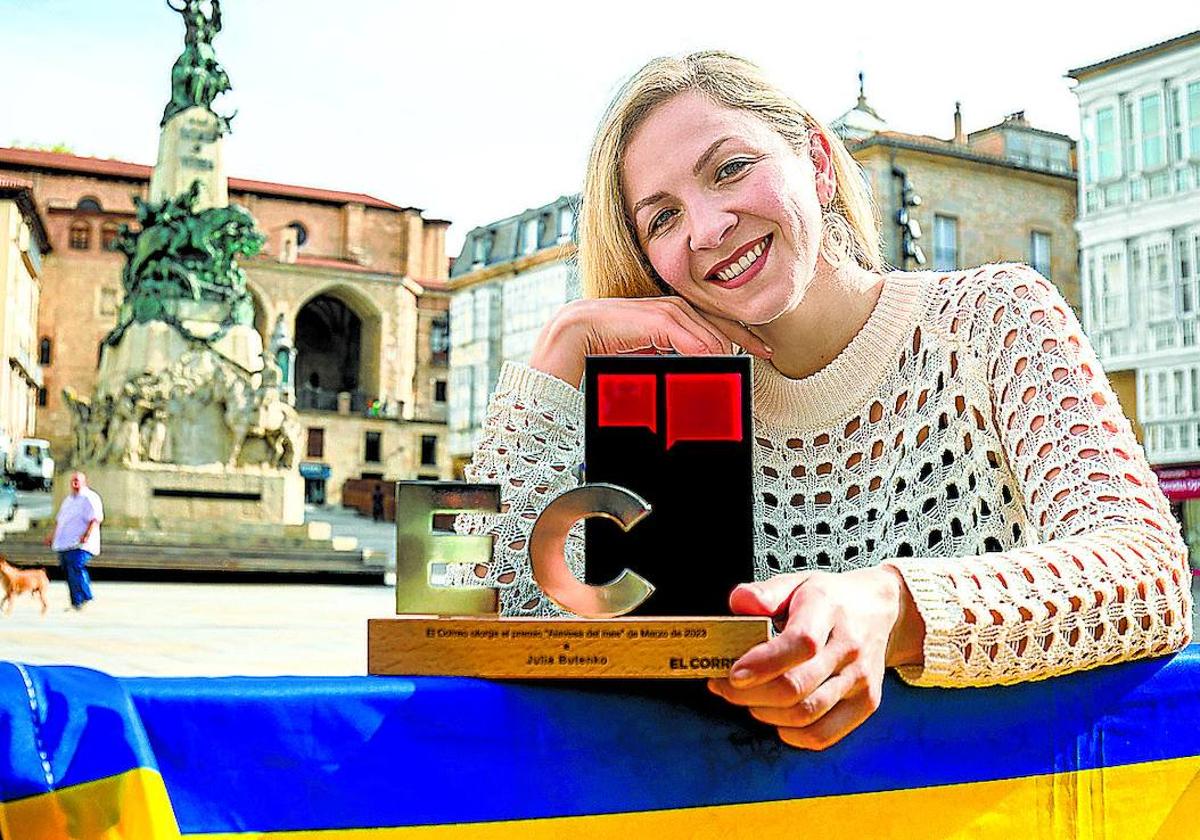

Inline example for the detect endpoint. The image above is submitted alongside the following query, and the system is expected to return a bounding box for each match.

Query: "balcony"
[1092,320,1200,369]
[296,386,401,419]
[1143,418,1200,464]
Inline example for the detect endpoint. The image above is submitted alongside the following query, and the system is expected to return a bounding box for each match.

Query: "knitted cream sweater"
[456,263,1193,688]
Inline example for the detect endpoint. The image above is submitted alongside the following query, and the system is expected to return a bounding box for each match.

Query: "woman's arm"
[889,264,1192,687]
[455,296,772,615]
[453,362,587,616]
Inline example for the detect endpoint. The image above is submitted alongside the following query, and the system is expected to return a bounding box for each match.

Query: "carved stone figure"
[220,358,299,469]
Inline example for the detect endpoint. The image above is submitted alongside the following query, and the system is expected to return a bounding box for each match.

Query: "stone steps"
[0,531,386,581]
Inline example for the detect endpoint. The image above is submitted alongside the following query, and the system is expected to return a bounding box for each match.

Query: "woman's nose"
[688,204,736,252]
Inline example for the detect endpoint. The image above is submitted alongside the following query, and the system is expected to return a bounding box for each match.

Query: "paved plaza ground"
[3,491,1199,677]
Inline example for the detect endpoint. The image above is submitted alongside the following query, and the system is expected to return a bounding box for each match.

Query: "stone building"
[1067,30,1200,555]
[446,196,578,469]
[0,178,50,458]
[833,83,1080,313]
[0,146,452,505]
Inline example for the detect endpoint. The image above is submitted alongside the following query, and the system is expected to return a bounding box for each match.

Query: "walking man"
[371,483,385,522]
[44,471,104,611]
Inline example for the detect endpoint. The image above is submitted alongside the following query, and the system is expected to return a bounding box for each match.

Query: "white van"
[9,439,54,491]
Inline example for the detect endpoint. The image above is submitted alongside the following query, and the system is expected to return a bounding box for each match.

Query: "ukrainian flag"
[2,649,1199,838]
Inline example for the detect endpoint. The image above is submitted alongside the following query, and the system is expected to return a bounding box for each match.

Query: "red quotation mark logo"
[665,373,742,449]
[597,374,656,433]
[597,373,742,448]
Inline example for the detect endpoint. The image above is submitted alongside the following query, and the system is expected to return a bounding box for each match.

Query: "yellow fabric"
[185,754,1200,840]
[0,767,181,840]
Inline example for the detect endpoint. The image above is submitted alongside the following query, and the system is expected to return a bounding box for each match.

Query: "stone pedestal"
[55,463,304,531]
[149,106,228,210]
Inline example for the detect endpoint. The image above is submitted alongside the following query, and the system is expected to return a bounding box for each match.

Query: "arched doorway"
[249,288,268,348]
[295,294,363,411]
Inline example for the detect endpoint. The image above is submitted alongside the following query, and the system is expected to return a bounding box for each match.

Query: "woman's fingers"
[775,688,882,751]
[729,580,837,688]
[659,298,732,355]
[744,671,858,727]
[701,311,774,360]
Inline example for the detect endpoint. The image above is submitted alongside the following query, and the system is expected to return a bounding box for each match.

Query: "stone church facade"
[0,146,451,505]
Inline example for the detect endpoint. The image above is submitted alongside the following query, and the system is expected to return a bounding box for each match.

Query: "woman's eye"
[649,209,676,235]
[716,158,753,180]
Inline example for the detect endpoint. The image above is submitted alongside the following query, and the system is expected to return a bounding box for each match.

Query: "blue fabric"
[0,663,160,802]
[2,648,1200,833]
[127,648,1200,833]
[58,549,93,608]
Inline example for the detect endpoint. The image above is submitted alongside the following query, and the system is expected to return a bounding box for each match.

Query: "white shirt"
[52,488,104,555]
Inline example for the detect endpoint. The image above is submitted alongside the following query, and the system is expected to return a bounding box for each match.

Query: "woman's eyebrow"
[693,135,735,176]
[632,136,738,219]
[633,191,668,218]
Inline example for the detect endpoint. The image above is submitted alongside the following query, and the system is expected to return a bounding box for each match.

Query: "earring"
[819,210,854,268]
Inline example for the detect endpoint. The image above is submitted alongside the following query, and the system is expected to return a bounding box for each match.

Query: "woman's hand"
[708,565,925,750]
[529,297,773,387]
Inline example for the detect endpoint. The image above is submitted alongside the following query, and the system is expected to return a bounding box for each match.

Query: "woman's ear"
[809,130,837,207]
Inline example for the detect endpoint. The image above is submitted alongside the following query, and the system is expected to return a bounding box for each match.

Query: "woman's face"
[621,90,833,326]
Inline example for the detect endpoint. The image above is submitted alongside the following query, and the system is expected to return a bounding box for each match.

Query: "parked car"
[0,479,17,522]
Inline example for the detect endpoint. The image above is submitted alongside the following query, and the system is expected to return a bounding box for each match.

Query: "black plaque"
[584,355,755,616]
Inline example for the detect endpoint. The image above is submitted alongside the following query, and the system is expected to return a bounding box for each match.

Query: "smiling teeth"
[717,239,767,282]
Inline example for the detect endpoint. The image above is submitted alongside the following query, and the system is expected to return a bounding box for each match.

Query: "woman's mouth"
[706,234,771,290]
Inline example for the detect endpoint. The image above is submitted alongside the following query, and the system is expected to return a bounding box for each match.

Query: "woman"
[457,51,1192,749]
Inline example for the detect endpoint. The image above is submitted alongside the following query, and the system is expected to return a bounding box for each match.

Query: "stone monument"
[60,0,305,532]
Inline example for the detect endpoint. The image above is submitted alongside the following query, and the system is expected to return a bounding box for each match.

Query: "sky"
[4,1,1197,257]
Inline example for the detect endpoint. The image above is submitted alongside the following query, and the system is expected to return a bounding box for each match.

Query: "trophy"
[367,356,771,678]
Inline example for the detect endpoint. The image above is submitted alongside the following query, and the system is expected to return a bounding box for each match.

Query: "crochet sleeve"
[889,264,1193,687]
[454,362,586,616]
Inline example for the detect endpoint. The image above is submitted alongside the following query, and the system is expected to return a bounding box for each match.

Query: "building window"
[1141,93,1165,171]
[1121,97,1136,175]
[37,337,51,366]
[434,379,447,403]
[1147,241,1172,321]
[69,222,90,250]
[101,223,120,251]
[521,217,539,256]
[306,428,325,458]
[1095,106,1118,180]
[558,205,574,242]
[471,231,492,267]
[76,197,102,213]
[287,221,308,247]
[1169,87,1184,163]
[430,316,449,364]
[1188,82,1200,160]
[932,215,958,271]
[1030,231,1051,279]
[1180,234,1196,316]
[1100,251,1128,326]
[420,434,437,466]
[98,287,120,316]
[36,388,47,407]
[364,431,382,463]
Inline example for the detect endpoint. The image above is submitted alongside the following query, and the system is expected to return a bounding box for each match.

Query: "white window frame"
[1030,230,1051,278]
[1188,80,1200,160]
[1141,93,1166,171]
[1146,238,1173,321]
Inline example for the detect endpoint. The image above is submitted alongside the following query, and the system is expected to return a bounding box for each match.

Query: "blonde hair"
[578,50,882,300]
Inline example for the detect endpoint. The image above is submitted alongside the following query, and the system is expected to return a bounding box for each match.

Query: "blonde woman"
[458,51,1192,749]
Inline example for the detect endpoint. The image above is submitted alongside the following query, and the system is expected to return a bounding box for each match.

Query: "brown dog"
[0,557,49,615]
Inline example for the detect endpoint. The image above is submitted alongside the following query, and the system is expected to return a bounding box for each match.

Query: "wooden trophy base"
[367,616,771,679]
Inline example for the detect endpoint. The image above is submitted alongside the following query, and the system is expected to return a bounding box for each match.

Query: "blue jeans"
[58,549,94,608]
